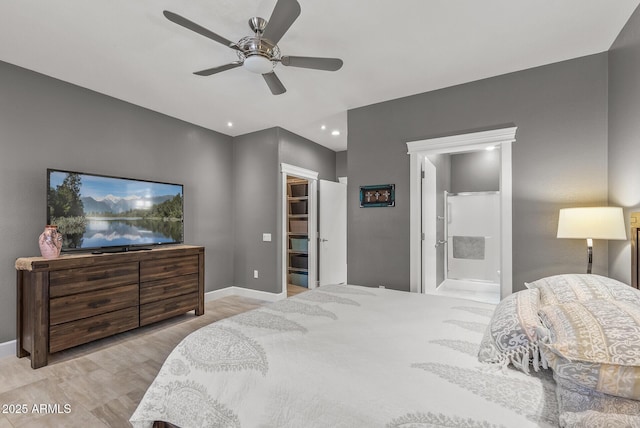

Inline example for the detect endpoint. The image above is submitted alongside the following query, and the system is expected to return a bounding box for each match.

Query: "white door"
[319,179,347,285]
[422,157,437,294]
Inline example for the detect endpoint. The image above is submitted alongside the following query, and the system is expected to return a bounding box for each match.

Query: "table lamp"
[557,207,626,274]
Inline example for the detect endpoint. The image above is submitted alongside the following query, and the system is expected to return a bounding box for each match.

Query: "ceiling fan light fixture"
[244,55,274,74]
[164,0,342,95]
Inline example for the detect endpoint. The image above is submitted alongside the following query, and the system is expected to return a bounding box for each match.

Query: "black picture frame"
[359,184,395,207]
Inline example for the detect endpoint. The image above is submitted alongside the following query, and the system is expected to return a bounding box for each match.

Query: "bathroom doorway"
[425,150,501,304]
[407,127,517,301]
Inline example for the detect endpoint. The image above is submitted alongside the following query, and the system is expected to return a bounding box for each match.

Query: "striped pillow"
[525,274,640,307]
[539,299,640,400]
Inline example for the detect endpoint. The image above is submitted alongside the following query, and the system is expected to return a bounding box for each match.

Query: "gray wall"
[450,150,500,193]
[278,128,337,181]
[0,61,235,343]
[232,128,280,292]
[348,53,609,292]
[608,5,640,284]
[232,127,336,294]
[336,150,347,179]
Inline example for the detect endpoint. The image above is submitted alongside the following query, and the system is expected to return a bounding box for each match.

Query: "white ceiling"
[1,1,638,151]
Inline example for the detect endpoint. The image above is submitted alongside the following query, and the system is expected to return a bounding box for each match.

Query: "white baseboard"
[0,287,282,358]
[0,340,16,360]
[205,286,286,303]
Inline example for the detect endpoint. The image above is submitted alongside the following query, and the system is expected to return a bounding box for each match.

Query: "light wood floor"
[0,296,268,428]
[287,283,309,297]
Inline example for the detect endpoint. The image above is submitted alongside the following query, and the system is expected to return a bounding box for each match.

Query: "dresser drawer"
[140,273,199,305]
[50,263,139,298]
[50,283,139,325]
[140,292,198,326]
[49,306,139,353]
[140,255,199,281]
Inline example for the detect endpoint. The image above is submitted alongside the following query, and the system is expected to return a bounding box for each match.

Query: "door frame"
[406,127,517,299]
[422,157,437,294]
[281,163,319,295]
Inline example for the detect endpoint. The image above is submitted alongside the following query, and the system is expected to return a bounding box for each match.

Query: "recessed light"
[331,130,340,136]
[227,122,233,127]
[321,125,326,130]
[485,145,496,151]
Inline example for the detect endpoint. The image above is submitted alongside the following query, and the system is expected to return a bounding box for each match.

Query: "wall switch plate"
[254,270,259,279]
[262,233,272,242]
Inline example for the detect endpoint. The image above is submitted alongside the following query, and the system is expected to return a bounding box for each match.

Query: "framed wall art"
[359,184,395,207]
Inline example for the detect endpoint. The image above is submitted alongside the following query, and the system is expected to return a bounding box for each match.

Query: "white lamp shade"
[557,207,627,240]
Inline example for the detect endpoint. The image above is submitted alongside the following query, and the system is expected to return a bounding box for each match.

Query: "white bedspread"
[130,285,559,427]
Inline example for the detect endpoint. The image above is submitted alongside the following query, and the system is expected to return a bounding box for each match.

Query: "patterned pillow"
[554,371,640,428]
[539,299,640,400]
[560,411,640,428]
[478,288,548,374]
[525,274,640,307]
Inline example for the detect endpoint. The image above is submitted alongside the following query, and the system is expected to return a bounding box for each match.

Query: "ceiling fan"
[163,0,343,95]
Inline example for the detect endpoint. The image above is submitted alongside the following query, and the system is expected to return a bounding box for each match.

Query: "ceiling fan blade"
[263,72,286,95]
[262,0,301,44]
[193,62,243,76]
[280,56,343,71]
[163,11,236,49]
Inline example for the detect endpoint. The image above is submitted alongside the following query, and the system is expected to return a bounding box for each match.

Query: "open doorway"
[280,164,348,298]
[281,163,318,297]
[287,176,312,296]
[425,149,501,304]
[407,127,517,301]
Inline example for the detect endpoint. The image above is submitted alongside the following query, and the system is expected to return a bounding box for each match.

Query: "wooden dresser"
[16,245,204,368]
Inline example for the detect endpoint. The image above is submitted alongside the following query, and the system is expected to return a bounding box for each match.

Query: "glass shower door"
[446,192,500,283]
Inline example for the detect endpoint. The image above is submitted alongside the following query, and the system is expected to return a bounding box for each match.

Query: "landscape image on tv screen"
[47,169,184,251]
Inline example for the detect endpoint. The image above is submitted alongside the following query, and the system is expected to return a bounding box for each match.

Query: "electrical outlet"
[254,270,259,279]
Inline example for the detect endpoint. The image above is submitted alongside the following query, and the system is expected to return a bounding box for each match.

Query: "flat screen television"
[47,169,184,252]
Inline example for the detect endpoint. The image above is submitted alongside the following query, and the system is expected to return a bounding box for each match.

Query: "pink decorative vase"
[39,225,63,259]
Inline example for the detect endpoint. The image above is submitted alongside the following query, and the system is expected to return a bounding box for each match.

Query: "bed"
[130,278,640,428]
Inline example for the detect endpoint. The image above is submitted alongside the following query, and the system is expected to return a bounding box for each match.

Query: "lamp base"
[586,238,593,274]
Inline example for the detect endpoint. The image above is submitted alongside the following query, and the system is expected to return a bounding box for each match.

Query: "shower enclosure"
[443,191,501,285]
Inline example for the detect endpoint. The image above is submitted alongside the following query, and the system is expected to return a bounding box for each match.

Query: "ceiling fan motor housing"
[236,34,280,74]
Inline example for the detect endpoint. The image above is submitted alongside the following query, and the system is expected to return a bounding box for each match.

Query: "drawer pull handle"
[89,298,110,308]
[88,322,110,332]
